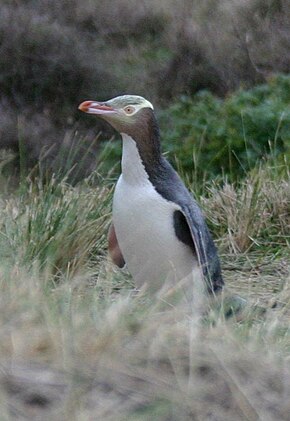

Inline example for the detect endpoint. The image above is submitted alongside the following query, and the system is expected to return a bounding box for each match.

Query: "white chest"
[112,135,198,289]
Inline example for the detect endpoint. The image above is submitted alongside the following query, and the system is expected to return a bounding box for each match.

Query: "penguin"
[79,95,224,294]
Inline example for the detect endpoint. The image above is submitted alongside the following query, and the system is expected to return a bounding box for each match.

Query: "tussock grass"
[0,266,290,419]
[0,159,289,418]
[201,163,290,304]
[1,177,112,275]
[203,164,290,254]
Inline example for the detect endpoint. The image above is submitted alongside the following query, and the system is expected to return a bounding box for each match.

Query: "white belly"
[113,174,198,290]
[113,133,200,291]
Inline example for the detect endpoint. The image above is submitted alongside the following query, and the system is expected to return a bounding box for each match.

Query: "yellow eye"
[124,105,135,115]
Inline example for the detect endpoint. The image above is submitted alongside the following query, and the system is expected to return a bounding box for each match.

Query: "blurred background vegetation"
[0,0,289,182]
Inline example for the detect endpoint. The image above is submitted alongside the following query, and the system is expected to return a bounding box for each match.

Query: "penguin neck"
[120,134,154,184]
[120,126,163,184]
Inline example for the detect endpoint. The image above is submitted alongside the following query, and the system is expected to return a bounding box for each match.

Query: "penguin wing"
[108,223,126,268]
[144,157,223,292]
[175,204,224,293]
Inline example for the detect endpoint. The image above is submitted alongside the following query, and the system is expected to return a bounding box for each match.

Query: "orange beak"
[78,100,115,115]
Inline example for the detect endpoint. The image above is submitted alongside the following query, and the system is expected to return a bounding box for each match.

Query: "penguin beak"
[78,101,116,115]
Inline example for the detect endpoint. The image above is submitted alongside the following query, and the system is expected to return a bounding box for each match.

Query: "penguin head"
[78,95,155,135]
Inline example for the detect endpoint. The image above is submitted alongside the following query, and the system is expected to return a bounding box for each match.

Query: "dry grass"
[0,2,289,416]
[0,266,290,419]
[0,161,289,419]
[203,165,290,254]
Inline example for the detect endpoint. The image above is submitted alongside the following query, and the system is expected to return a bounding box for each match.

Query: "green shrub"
[158,74,290,181]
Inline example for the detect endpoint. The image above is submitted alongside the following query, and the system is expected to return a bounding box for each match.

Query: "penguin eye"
[124,105,135,115]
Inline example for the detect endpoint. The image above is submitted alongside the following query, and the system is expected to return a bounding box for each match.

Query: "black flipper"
[178,204,224,294]
[146,158,224,294]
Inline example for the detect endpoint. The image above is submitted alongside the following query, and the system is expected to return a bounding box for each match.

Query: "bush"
[0,0,289,181]
[158,75,290,181]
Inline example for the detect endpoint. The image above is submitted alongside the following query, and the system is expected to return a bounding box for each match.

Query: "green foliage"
[100,75,290,182]
[159,75,290,180]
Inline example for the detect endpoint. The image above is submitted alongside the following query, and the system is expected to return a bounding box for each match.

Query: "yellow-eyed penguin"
[79,95,224,294]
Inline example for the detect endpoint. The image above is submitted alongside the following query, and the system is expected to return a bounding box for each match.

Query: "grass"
[0,1,289,417]
[0,154,289,419]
